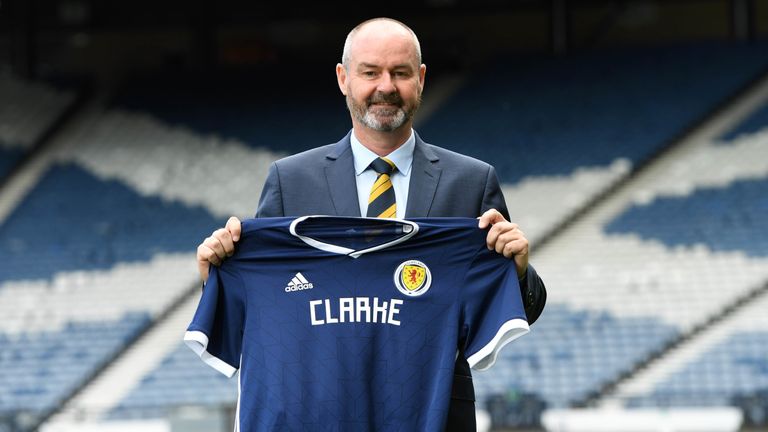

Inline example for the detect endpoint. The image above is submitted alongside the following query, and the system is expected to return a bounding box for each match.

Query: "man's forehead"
[348,29,419,66]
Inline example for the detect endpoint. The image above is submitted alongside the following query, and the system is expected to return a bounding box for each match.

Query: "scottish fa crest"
[394,260,431,297]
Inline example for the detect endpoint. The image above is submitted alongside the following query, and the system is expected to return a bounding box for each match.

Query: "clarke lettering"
[310,297,403,326]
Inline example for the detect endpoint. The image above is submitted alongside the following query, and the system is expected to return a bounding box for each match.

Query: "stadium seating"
[2,40,767,430]
[627,289,768,409]
[110,68,351,155]
[720,98,768,141]
[0,163,222,283]
[639,331,768,407]
[0,68,294,425]
[107,345,237,420]
[0,160,218,421]
[473,304,678,408]
[104,44,768,246]
[0,111,224,424]
[0,73,74,180]
[0,147,22,181]
[0,313,149,416]
[420,42,768,242]
[605,178,768,257]
[474,85,768,411]
[419,42,768,183]
[96,43,768,421]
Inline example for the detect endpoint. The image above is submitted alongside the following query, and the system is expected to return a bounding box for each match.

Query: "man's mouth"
[367,93,403,108]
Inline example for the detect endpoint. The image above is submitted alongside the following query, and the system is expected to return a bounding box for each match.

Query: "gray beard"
[347,96,416,132]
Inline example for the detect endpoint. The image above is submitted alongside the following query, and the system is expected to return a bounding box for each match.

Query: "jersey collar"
[289,216,419,258]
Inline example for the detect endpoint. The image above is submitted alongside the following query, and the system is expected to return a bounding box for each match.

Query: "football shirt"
[185,216,529,431]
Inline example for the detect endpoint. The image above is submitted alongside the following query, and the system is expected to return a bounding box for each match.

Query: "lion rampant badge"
[394,260,432,297]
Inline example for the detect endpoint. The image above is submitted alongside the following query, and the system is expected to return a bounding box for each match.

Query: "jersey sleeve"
[184,265,246,378]
[461,248,530,371]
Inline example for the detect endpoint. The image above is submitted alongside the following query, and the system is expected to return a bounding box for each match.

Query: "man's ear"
[336,63,348,96]
[418,64,426,93]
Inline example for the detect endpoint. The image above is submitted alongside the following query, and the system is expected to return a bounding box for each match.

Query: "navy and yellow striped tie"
[367,157,396,218]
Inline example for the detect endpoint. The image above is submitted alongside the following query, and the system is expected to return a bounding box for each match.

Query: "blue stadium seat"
[0,147,24,180]
[720,100,768,141]
[605,178,768,257]
[472,304,679,408]
[110,69,350,155]
[0,313,151,417]
[108,343,237,420]
[631,331,768,408]
[419,42,768,183]
[0,163,221,284]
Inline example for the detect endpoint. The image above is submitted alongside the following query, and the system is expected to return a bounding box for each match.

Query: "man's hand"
[478,209,529,279]
[196,216,242,283]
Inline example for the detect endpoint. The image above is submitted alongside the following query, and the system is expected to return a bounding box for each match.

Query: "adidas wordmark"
[285,272,314,292]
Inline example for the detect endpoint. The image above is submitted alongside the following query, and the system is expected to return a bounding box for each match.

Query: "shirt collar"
[350,129,415,177]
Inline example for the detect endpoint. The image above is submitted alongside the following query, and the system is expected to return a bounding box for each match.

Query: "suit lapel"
[405,134,441,217]
[324,132,362,217]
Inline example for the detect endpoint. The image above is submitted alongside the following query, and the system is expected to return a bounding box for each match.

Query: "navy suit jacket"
[256,131,546,430]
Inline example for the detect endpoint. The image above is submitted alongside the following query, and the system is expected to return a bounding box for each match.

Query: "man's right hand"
[197,216,242,283]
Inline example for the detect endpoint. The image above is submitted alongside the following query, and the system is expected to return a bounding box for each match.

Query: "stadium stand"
[419,42,768,242]
[107,344,237,420]
[472,304,678,408]
[0,160,221,428]
[0,163,222,282]
[420,42,768,182]
[83,42,768,427]
[603,288,768,429]
[605,177,768,258]
[0,72,75,181]
[109,68,350,155]
[0,76,290,429]
[593,98,768,418]
[2,39,767,431]
[612,99,768,416]
[629,294,768,409]
[471,61,768,425]
[0,89,234,429]
[720,99,768,142]
[0,313,150,415]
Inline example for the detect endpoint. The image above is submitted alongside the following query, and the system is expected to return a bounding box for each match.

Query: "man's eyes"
[360,71,411,78]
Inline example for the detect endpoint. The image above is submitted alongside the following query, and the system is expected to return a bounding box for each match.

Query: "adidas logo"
[285,272,314,292]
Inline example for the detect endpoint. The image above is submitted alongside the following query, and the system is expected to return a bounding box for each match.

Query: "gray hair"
[341,18,422,70]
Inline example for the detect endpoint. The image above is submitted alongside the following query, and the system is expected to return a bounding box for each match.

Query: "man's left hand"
[478,209,529,279]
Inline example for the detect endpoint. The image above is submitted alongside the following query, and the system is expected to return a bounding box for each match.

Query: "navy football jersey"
[185,216,528,431]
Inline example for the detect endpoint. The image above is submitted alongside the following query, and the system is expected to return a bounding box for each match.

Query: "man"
[197,17,546,432]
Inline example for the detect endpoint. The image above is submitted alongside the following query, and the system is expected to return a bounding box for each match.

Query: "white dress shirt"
[350,130,415,219]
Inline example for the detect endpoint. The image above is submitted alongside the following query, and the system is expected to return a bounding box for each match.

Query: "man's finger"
[199,241,224,265]
[502,238,529,258]
[486,222,516,248]
[226,216,242,242]
[213,228,236,257]
[486,223,503,250]
[196,216,241,284]
[478,209,506,229]
[495,225,524,245]
[203,235,228,261]
[196,244,217,283]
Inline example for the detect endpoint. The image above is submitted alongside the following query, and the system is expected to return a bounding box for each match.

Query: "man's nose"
[376,73,397,94]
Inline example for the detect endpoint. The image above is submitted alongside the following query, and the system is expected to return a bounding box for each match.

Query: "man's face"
[338,27,426,132]
[346,81,417,132]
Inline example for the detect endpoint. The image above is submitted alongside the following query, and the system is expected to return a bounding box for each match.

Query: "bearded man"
[197,17,546,432]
